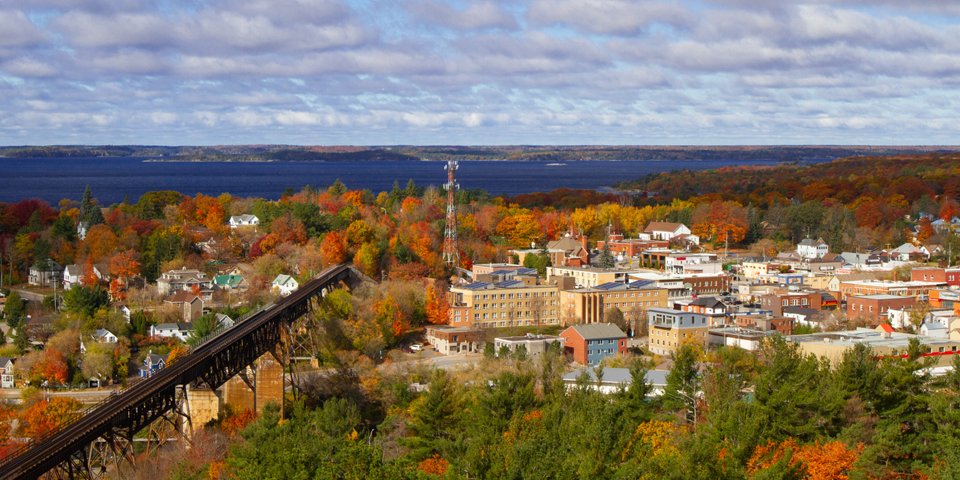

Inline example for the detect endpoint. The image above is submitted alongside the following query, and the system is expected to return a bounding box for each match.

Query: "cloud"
[528,0,694,35]
[405,0,519,30]
[2,0,960,145]
[0,11,49,48]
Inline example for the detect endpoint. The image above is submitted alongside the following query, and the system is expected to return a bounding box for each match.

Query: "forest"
[2,151,960,478]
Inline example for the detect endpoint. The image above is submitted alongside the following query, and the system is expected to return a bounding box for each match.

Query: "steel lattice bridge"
[0,264,371,480]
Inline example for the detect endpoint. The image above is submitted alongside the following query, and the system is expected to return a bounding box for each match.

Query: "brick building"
[837,279,945,301]
[759,291,822,315]
[847,294,917,322]
[912,267,960,286]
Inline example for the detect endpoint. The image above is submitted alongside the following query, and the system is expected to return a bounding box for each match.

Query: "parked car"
[409,344,423,352]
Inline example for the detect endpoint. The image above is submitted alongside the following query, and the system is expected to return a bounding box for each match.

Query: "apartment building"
[546,265,639,288]
[847,294,917,322]
[560,280,669,325]
[647,308,710,357]
[448,280,560,329]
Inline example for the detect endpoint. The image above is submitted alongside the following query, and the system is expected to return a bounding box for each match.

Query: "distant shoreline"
[4,145,960,163]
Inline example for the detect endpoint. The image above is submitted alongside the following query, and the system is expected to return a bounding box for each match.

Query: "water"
[0,157,809,205]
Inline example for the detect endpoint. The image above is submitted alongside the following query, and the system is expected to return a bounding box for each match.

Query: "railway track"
[0,264,353,479]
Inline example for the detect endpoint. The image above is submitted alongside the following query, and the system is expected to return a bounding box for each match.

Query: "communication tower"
[442,160,460,266]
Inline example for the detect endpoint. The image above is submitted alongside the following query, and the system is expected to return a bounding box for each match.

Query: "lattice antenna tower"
[442,160,460,266]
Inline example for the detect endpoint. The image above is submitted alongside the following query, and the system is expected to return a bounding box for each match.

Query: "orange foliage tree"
[18,398,82,439]
[418,454,449,476]
[320,232,348,266]
[425,285,450,325]
[692,201,748,245]
[33,348,69,384]
[746,438,862,480]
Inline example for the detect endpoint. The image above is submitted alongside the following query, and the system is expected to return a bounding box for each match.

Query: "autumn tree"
[320,231,348,266]
[17,398,82,439]
[424,285,450,325]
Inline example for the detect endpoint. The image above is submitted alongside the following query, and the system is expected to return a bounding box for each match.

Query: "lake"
[0,157,814,205]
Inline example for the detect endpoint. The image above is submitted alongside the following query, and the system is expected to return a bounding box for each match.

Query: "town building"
[797,238,829,259]
[472,263,524,276]
[596,233,669,258]
[647,308,709,356]
[708,327,776,351]
[449,280,560,329]
[847,294,917,322]
[783,306,827,329]
[734,313,795,335]
[641,222,696,243]
[157,268,212,296]
[546,265,639,288]
[680,296,730,326]
[683,273,731,296]
[493,333,564,358]
[560,323,628,366]
[787,326,960,368]
[229,214,259,228]
[424,326,483,354]
[759,291,822,315]
[836,279,944,301]
[664,253,723,275]
[28,259,63,287]
[0,357,16,388]
[139,351,169,378]
[562,367,668,396]
[546,235,591,267]
[560,280,669,326]
[272,274,299,296]
[164,291,204,321]
[912,267,960,286]
[150,322,193,341]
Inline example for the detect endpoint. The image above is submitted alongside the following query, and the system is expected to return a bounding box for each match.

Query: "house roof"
[561,367,668,387]
[877,323,895,333]
[690,296,725,309]
[164,291,202,304]
[154,322,193,330]
[231,214,258,222]
[644,222,684,233]
[64,264,80,276]
[783,306,821,318]
[145,353,169,365]
[547,236,585,252]
[565,323,627,340]
[214,274,244,287]
[922,322,946,331]
[0,357,14,367]
[273,274,298,286]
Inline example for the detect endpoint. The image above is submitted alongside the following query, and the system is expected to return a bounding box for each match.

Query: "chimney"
[581,235,588,252]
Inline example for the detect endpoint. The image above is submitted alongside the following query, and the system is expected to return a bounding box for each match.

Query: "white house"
[63,263,109,290]
[0,357,16,388]
[921,322,948,338]
[641,222,692,242]
[80,329,119,353]
[150,322,194,342]
[889,243,928,262]
[797,238,829,259]
[229,215,259,228]
[272,274,299,296]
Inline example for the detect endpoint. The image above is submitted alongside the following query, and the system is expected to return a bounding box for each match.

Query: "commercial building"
[759,291,822,315]
[836,279,945,301]
[846,294,917,322]
[425,326,483,354]
[596,233,669,258]
[787,326,960,368]
[647,308,710,356]
[912,267,960,286]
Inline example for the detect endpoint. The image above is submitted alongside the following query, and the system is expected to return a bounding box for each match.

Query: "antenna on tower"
[442,160,460,267]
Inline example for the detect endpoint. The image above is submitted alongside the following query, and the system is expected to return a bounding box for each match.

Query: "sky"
[2,0,960,146]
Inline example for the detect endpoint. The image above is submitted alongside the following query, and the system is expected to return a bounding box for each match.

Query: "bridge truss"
[0,264,371,480]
